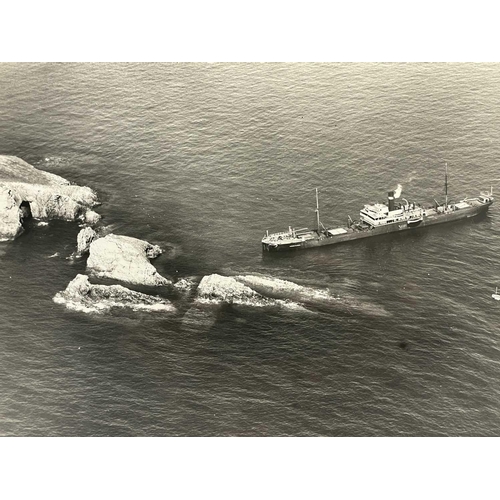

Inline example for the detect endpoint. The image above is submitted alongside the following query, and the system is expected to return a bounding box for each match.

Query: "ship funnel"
[388,191,395,212]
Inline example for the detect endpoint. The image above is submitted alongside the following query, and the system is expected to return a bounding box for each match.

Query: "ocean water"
[1,62,500,436]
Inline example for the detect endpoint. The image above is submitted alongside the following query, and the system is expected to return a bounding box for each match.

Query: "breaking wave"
[53,294,176,314]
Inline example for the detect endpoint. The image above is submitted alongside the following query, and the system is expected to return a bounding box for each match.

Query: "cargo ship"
[262,166,494,252]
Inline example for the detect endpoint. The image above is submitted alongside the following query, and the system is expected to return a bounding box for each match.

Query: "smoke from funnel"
[394,184,403,198]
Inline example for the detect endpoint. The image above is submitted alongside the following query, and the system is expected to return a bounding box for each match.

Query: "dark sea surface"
[1,63,500,436]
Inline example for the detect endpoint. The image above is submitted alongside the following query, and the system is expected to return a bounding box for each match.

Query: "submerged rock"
[234,274,389,317]
[53,274,176,314]
[87,234,171,286]
[234,274,336,303]
[194,274,303,309]
[0,155,100,240]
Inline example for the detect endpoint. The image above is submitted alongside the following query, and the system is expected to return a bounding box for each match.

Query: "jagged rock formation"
[76,227,98,257]
[173,277,197,293]
[181,273,307,332]
[83,210,101,225]
[53,274,176,314]
[0,155,100,240]
[0,185,24,241]
[194,274,303,309]
[87,234,171,286]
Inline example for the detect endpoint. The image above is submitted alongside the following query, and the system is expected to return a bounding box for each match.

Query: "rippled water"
[1,63,500,436]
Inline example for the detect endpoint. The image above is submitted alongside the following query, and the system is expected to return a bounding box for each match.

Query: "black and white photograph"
[1,3,498,499]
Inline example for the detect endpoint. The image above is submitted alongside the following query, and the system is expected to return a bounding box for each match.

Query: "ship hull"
[262,201,492,252]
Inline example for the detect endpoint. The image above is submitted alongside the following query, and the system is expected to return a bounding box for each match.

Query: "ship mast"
[315,188,320,232]
[445,162,448,209]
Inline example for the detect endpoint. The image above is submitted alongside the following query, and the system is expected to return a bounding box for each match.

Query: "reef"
[234,274,335,303]
[86,233,171,286]
[194,273,303,309]
[173,277,197,293]
[2,156,388,321]
[192,273,389,317]
[53,274,176,314]
[234,274,390,317]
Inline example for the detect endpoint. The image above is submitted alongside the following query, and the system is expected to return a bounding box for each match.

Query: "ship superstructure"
[262,166,494,252]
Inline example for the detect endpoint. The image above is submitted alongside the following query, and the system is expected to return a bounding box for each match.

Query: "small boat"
[407,217,423,226]
[492,287,500,300]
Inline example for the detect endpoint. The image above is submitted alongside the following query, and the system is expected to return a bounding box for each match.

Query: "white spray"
[393,184,403,198]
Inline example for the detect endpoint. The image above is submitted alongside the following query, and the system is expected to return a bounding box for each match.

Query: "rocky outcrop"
[181,273,307,332]
[87,234,171,286]
[194,274,303,309]
[53,274,176,314]
[173,277,197,293]
[0,185,24,241]
[0,155,100,240]
[83,210,101,225]
[76,227,98,257]
[193,273,390,317]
